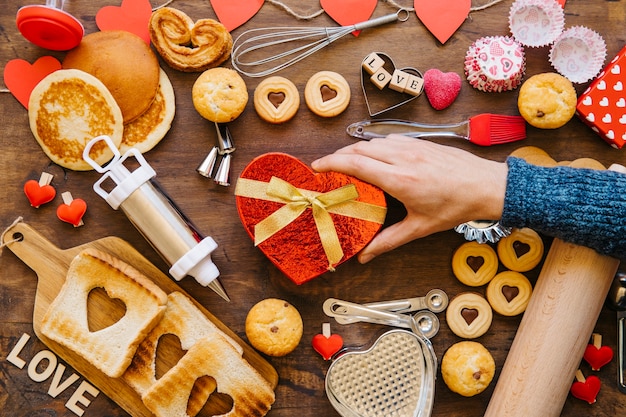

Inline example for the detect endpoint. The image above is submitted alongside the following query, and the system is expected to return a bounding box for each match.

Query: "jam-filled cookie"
[446,293,493,339]
[486,270,533,316]
[304,71,350,117]
[452,241,498,287]
[254,76,300,124]
[497,227,544,272]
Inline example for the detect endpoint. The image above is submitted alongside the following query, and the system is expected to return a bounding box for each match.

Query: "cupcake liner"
[464,36,526,93]
[549,26,607,83]
[509,0,565,48]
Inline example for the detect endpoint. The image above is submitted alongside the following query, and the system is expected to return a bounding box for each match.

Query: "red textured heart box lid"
[235,153,387,285]
[576,45,626,149]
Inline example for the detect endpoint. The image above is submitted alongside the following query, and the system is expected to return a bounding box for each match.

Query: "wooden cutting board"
[3,222,278,417]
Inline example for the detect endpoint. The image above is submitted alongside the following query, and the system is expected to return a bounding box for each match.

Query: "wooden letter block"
[404,73,425,96]
[389,69,410,93]
[362,52,385,75]
[370,68,392,90]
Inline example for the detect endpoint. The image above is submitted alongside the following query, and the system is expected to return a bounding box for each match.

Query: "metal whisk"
[231,9,410,78]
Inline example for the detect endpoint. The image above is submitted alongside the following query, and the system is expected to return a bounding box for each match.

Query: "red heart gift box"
[576,45,626,149]
[235,153,387,285]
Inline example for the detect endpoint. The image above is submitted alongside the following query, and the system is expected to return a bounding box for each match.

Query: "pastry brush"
[346,113,526,146]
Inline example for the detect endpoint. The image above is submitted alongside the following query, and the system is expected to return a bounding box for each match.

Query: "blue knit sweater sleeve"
[501,157,626,260]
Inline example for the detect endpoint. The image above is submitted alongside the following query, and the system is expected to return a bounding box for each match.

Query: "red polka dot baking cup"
[464,36,526,93]
[549,26,607,84]
[508,0,565,48]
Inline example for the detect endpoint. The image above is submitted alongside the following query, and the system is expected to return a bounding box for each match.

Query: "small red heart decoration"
[3,56,61,109]
[210,0,265,32]
[570,375,601,404]
[414,0,471,44]
[96,0,153,44]
[320,0,377,36]
[423,68,462,110]
[23,180,56,208]
[235,153,386,285]
[583,344,614,371]
[57,199,87,227]
[313,333,344,360]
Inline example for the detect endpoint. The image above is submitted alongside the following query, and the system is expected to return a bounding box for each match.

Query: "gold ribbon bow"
[235,176,386,271]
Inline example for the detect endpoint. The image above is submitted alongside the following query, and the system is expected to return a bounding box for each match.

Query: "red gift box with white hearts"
[576,45,626,149]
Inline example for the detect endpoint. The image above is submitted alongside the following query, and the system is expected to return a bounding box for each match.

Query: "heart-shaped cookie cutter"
[360,52,423,116]
[325,329,436,417]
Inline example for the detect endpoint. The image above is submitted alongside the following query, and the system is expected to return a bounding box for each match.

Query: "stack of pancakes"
[28,30,176,171]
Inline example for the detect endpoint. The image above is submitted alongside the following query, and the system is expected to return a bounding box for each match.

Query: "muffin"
[441,341,496,397]
[517,72,577,129]
[245,298,303,357]
[192,67,248,123]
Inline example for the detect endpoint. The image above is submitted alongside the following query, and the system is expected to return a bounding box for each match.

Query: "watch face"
[454,220,511,244]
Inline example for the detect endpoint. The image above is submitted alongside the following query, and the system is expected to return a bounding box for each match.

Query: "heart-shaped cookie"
[414,0,471,44]
[321,0,377,36]
[423,68,461,110]
[210,0,264,32]
[361,53,423,116]
[23,179,56,208]
[235,153,386,285]
[96,0,153,44]
[4,56,61,109]
[326,330,435,416]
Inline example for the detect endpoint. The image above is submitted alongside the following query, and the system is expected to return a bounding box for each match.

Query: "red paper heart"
[57,199,87,227]
[210,0,264,32]
[320,0,377,36]
[423,68,462,110]
[23,180,56,208]
[235,153,386,285]
[414,0,471,44]
[96,0,153,44]
[312,333,344,360]
[570,375,601,404]
[583,344,614,371]
[3,56,61,109]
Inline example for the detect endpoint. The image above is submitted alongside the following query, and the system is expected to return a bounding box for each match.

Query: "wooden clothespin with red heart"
[24,172,56,208]
[570,369,601,404]
[312,323,344,360]
[57,192,87,227]
[583,333,614,371]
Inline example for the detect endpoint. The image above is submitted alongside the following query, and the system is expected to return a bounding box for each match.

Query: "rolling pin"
[485,157,621,417]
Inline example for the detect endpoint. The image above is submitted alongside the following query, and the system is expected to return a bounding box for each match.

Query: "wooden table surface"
[1,0,625,416]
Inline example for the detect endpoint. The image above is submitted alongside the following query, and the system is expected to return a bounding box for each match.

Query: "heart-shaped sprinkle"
[24,178,56,208]
[210,0,265,31]
[466,256,485,273]
[461,308,479,325]
[312,323,344,360]
[501,285,520,302]
[570,371,601,404]
[321,0,377,37]
[87,287,126,332]
[414,0,471,44]
[57,192,87,227]
[423,68,462,110]
[583,333,614,371]
[95,0,153,44]
[4,56,61,109]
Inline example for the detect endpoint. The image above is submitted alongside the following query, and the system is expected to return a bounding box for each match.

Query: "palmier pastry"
[452,241,498,287]
[304,71,351,117]
[254,76,300,124]
[497,227,544,272]
[446,293,493,339]
[149,7,233,72]
[441,341,495,397]
[486,271,533,316]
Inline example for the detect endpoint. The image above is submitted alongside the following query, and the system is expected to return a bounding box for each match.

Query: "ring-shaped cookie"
[497,228,544,272]
[446,293,493,339]
[486,271,533,316]
[254,76,299,124]
[452,241,498,286]
[304,71,350,117]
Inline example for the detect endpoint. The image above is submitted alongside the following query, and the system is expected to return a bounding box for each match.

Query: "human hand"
[312,135,508,263]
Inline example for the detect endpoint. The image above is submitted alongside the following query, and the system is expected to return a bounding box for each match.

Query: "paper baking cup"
[509,0,565,47]
[549,26,607,83]
[464,36,526,93]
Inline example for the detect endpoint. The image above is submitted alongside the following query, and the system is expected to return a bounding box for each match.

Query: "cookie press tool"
[83,135,230,302]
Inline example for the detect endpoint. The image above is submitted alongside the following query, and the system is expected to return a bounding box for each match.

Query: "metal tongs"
[323,289,448,339]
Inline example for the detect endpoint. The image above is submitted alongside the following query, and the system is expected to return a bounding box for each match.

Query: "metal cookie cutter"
[323,298,441,339]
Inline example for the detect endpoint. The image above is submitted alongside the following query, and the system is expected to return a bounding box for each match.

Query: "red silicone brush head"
[468,114,527,146]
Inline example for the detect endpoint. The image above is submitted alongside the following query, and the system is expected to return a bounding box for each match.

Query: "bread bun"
[63,30,160,124]
[28,69,123,171]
